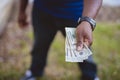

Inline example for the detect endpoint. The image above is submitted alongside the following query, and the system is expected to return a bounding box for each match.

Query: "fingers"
[76,39,84,51]
[76,35,92,51]
[76,31,84,51]
[76,27,93,51]
[84,38,93,46]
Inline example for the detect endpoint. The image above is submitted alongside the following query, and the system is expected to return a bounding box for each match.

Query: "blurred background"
[0,0,120,80]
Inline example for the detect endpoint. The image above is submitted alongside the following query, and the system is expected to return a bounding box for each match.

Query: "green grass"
[92,23,120,80]
[0,23,120,80]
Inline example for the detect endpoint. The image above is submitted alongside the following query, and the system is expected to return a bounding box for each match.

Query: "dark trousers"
[30,6,97,80]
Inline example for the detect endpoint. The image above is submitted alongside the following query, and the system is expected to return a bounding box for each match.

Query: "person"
[18,0,102,80]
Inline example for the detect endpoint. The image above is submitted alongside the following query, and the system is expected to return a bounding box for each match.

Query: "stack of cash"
[65,27,93,62]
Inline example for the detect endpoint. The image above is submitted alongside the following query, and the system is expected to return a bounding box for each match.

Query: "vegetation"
[0,23,120,80]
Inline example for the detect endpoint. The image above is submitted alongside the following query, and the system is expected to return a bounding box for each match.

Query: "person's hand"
[18,12,28,28]
[76,21,93,51]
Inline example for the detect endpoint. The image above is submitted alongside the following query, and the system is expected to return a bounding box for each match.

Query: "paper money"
[65,27,93,62]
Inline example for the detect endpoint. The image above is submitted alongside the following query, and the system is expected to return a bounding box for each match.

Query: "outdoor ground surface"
[0,23,120,80]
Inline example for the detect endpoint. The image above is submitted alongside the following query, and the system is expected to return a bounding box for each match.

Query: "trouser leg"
[30,6,57,77]
[30,25,57,76]
[78,56,97,80]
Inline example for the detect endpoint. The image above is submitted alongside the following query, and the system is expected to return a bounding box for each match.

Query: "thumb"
[84,39,89,46]
[76,37,83,51]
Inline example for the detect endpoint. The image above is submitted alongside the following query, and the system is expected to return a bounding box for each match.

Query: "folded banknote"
[65,27,92,62]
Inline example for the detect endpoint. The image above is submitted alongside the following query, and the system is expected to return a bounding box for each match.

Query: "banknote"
[65,27,93,62]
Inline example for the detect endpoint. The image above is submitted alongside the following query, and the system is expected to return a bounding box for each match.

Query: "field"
[0,22,120,80]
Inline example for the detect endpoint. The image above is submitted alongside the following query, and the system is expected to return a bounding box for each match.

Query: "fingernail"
[77,46,82,51]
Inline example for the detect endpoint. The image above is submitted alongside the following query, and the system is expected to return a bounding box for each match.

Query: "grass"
[92,23,120,80]
[0,23,120,80]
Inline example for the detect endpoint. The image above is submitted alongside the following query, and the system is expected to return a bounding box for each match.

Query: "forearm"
[19,0,28,14]
[82,0,102,19]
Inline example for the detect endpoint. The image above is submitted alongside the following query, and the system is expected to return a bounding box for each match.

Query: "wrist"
[78,16,96,31]
[78,21,93,31]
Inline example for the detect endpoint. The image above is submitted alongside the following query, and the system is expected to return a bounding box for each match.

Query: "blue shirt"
[34,0,83,21]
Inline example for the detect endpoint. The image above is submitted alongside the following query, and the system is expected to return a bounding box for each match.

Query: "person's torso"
[33,0,83,21]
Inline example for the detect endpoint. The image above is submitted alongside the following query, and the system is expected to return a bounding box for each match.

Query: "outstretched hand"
[76,21,93,51]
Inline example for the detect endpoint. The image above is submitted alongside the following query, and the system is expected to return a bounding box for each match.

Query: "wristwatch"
[78,16,96,31]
